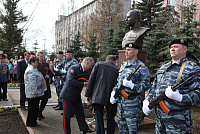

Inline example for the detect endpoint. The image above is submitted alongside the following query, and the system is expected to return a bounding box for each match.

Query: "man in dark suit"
[17,52,30,110]
[85,55,119,134]
[37,51,53,120]
[60,57,95,134]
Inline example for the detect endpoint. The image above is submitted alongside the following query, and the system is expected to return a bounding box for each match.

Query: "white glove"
[60,80,62,85]
[110,91,118,104]
[123,77,134,89]
[165,86,182,102]
[142,100,153,115]
[52,77,55,81]
[54,67,58,72]
[61,69,67,74]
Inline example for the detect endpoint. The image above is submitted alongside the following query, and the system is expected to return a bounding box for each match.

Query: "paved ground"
[1,84,156,134]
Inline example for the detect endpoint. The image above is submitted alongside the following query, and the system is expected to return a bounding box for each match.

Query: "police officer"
[143,39,200,134]
[53,51,65,110]
[110,43,151,134]
[60,57,95,134]
[0,54,10,101]
[63,50,78,81]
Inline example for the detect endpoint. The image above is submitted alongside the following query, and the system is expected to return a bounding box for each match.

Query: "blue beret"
[169,39,188,47]
[125,43,139,50]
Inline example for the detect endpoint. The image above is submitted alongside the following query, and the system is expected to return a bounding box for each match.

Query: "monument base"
[139,117,156,130]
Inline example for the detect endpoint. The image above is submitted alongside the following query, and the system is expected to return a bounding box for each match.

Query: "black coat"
[85,61,119,106]
[37,62,53,98]
[17,59,28,84]
[60,64,89,103]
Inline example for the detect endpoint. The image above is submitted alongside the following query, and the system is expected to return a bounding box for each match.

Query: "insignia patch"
[160,68,167,70]
[129,44,132,47]
[180,39,184,43]
[71,70,74,73]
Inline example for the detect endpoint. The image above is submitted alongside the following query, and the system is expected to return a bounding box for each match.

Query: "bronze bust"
[122,10,150,50]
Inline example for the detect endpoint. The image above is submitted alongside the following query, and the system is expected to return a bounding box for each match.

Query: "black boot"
[53,103,60,109]
[55,102,63,110]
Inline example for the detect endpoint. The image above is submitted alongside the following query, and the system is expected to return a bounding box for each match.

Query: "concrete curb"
[18,108,35,134]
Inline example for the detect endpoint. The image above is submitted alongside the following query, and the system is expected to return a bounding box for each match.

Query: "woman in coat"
[24,55,46,127]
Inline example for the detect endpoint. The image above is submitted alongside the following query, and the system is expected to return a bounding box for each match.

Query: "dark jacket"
[0,63,9,82]
[60,64,89,103]
[17,59,28,84]
[85,61,119,106]
[37,62,53,98]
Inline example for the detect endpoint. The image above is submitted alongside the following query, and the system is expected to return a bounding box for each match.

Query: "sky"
[16,0,93,53]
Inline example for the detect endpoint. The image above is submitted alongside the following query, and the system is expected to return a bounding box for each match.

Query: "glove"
[123,77,134,89]
[52,77,55,81]
[110,91,118,104]
[60,80,62,85]
[165,86,182,102]
[61,69,67,74]
[54,67,58,72]
[142,100,153,115]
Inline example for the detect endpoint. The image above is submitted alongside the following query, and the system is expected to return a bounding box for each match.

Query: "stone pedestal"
[118,49,156,129]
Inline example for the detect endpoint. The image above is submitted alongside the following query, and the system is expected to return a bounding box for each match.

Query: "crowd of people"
[0,37,200,134]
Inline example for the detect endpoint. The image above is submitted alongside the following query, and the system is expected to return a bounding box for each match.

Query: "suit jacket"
[37,62,53,98]
[17,59,28,84]
[85,61,119,106]
[60,64,89,103]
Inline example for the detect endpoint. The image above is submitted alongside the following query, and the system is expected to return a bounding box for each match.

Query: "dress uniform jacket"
[60,63,89,103]
[0,63,9,82]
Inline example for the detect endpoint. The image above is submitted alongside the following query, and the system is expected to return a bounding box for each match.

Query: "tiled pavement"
[1,84,155,134]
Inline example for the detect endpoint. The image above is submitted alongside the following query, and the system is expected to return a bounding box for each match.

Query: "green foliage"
[69,31,85,59]
[0,0,27,58]
[136,0,163,29]
[86,32,99,62]
[172,4,200,64]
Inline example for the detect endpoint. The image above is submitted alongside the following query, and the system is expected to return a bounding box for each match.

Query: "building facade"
[55,0,132,53]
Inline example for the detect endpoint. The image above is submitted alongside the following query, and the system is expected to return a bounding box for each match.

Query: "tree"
[69,31,85,59]
[173,3,200,64]
[0,0,27,59]
[85,32,99,62]
[136,0,163,29]
[143,5,178,80]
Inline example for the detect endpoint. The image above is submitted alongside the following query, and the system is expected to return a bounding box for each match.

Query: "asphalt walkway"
[1,84,156,134]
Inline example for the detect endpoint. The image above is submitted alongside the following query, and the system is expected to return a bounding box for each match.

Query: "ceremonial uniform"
[113,58,150,133]
[0,62,9,100]
[145,57,200,134]
[54,58,65,105]
[60,63,92,134]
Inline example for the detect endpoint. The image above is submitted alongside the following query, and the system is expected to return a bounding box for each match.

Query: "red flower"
[103,109,106,113]
[92,114,95,116]
[45,67,50,70]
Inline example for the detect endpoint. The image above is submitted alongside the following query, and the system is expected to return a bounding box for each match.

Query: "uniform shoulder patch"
[70,69,74,73]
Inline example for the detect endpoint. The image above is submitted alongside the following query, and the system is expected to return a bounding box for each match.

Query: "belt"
[128,92,139,97]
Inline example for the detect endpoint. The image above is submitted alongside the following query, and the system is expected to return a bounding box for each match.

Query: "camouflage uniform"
[145,57,200,134]
[113,58,151,134]
[63,57,78,81]
[54,58,65,103]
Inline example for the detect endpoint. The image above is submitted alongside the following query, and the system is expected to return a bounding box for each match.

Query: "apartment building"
[55,0,131,53]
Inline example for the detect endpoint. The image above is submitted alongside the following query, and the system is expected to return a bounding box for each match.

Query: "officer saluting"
[110,43,151,133]
[53,51,65,110]
[143,39,200,133]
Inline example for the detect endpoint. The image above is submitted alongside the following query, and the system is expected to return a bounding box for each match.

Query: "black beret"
[66,50,74,54]
[169,39,188,47]
[57,51,63,54]
[125,43,139,50]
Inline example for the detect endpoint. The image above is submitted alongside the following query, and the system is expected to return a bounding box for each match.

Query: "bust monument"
[122,9,150,50]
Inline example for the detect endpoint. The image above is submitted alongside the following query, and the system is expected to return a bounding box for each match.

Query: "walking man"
[110,43,151,133]
[37,51,53,120]
[143,39,200,134]
[85,55,119,134]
